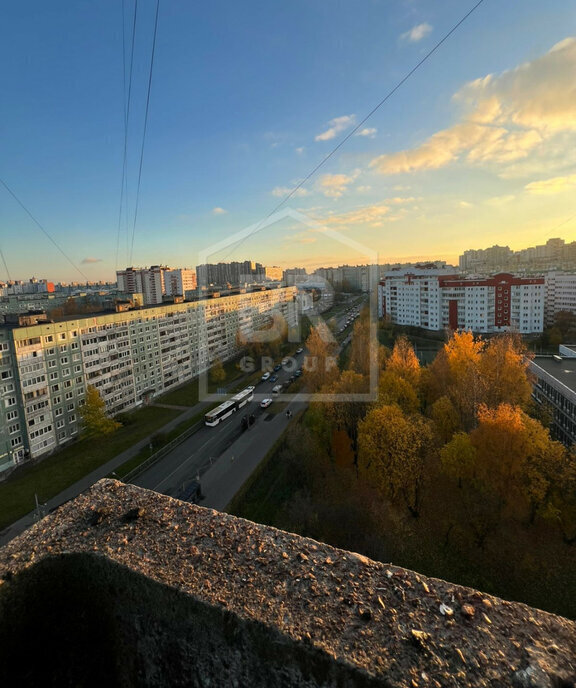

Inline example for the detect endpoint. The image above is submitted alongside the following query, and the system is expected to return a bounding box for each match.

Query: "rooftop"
[0,480,575,687]
[532,355,576,394]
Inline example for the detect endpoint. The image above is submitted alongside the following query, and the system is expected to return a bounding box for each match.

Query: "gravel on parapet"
[1,479,575,688]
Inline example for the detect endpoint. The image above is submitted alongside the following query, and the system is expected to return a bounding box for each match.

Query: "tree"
[386,336,421,389]
[378,370,420,414]
[79,385,121,438]
[430,396,460,444]
[323,370,370,465]
[426,331,484,430]
[478,334,532,410]
[304,324,339,392]
[209,357,226,385]
[358,404,433,517]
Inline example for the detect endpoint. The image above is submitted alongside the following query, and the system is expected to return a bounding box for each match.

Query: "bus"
[230,386,254,410]
[204,386,255,427]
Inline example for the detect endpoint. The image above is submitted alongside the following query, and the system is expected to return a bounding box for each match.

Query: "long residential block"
[0,287,297,472]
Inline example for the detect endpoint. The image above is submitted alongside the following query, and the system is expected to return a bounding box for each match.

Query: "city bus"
[204,386,255,426]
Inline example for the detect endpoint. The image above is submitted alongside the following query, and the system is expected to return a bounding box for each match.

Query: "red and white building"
[378,266,544,334]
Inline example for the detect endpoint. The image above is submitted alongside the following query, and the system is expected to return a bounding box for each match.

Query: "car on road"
[281,357,289,366]
[295,347,303,354]
[260,398,273,408]
[261,372,271,381]
[270,374,278,383]
[273,364,282,372]
[272,384,283,394]
[295,369,302,377]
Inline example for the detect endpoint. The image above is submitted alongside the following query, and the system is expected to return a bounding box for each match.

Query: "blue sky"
[1,1,575,281]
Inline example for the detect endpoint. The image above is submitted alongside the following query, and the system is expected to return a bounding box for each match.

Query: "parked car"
[281,358,289,366]
[295,369,303,377]
[261,372,271,381]
[270,374,278,383]
[260,398,272,408]
[273,364,282,372]
[272,384,283,394]
[295,347,303,354]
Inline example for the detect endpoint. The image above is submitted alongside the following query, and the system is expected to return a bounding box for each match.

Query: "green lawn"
[0,406,180,530]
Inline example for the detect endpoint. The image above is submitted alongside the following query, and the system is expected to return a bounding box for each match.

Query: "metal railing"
[123,420,204,484]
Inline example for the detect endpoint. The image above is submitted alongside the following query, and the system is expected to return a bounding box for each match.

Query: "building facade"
[529,353,576,447]
[544,272,576,325]
[0,287,297,473]
[378,267,544,334]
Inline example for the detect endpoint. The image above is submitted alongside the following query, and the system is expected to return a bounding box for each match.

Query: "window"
[54,408,63,417]
[65,391,73,400]
[67,403,74,411]
[56,419,64,429]
[64,380,72,388]
[48,360,57,368]
[49,372,58,381]
[10,436,22,447]
[45,335,54,343]
[6,410,18,421]
[5,397,16,407]
[8,423,20,434]
[60,356,68,364]
[1,370,12,380]
[59,333,66,340]
[53,395,61,404]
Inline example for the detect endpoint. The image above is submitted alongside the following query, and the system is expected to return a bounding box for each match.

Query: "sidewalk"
[201,398,307,512]
[0,399,208,547]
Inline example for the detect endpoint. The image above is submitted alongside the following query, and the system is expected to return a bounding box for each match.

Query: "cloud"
[81,257,102,264]
[355,127,377,138]
[486,194,516,207]
[318,171,359,198]
[315,115,356,142]
[400,23,433,43]
[525,173,576,195]
[370,37,576,176]
[323,203,392,228]
[271,186,309,198]
[212,207,228,215]
[295,147,305,155]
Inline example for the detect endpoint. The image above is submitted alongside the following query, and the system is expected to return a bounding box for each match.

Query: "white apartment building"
[116,266,172,305]
[378,268,544,334]
[164,269,197,297]
[0,287,297,470]
[544,272,576,325]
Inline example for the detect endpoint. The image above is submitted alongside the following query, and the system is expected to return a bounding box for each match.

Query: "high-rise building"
[544,272,576,325]
[164,269,197,297]
[116,266,175,305]
[196,262,265,289]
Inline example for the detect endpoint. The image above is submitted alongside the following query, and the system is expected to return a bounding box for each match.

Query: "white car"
[261,372,271,381]
[260,398,273,408]
[272,384,283,394]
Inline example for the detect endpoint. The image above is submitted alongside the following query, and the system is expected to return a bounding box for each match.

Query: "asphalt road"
[132,351,307,506]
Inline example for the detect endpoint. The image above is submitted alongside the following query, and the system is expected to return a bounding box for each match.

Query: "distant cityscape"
[1,235,576,474]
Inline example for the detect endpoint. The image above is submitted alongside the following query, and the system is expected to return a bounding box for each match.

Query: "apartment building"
[0,287,297,473]
[116,266,172,305]
[544,272,576,325]
[163,269,197,297]
[378,267,544,333]
[529,349,576,447]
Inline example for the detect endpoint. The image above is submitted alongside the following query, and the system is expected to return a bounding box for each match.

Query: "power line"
[129,0,160,265]
[220,0,487,261]
[0,249,11,282]
[0,178,89,281]
[546,212,576,237]
[115,0,139,271]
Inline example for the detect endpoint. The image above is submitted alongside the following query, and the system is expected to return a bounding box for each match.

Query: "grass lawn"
[227,432,294,525]
[0,406,180,531]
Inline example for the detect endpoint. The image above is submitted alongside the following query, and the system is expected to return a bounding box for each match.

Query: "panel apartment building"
[378,265,544,333]
[0,287,297,474]
[116,267,196,306]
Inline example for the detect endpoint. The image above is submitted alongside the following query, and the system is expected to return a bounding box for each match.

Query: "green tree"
[209,357,226,385]
[79,385,121,438]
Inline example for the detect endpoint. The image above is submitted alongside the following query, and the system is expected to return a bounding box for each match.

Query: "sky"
[1,0,575,282]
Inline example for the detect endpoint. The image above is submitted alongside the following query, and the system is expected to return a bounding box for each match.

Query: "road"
[131,351,307,507]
